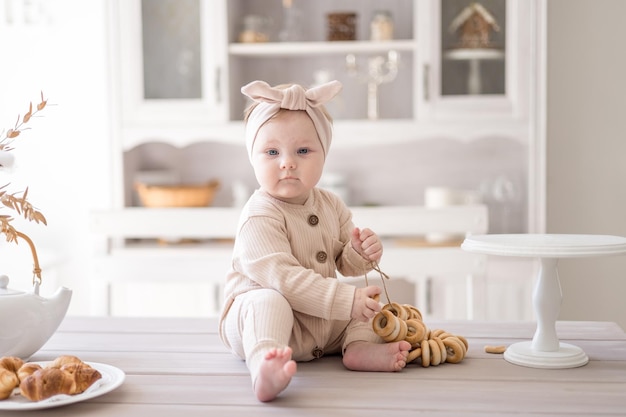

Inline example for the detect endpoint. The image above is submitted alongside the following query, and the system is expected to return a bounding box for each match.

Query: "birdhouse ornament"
[448,2,501,48]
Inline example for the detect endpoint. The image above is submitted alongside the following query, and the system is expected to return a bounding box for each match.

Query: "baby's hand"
[351,227,383,263]
[351,286,382,322]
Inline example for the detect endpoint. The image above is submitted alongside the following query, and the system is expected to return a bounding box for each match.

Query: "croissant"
[19,363,102,401]
[49,355,83,369]
[0,369,18,400]
[19,368,75,401]
[59,363,102,394]
[0,357,24,400]
[1,355,102,402]
[0,357,24,373]
[17,363,43,383]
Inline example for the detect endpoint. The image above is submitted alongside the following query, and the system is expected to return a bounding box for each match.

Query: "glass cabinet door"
[115,0,227,126]
[440,0,506,96]
[419,0,528,121]
[141,0,203,100]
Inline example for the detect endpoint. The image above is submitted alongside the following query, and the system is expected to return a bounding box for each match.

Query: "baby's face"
[251,110,325,205]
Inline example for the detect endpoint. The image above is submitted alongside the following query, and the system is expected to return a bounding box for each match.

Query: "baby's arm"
[349,228,384,321]
[351,227,383,263]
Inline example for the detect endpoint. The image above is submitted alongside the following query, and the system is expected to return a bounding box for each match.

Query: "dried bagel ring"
[404,326,420,347]
[443,337,465,363]
[431,329,454,340]
[382,302,409,321]
[391,317,408,342]
[405,319,426,346]
[382,319,402,342]
[398,304,412,321]
[433,336,447,363]
[457,335,469,352]
[372,310,397,338]
[447,335,467,356]
[420,339,431,367]
[428,339,442,366]
[430,329,446,338]
[403,304,423,321]
[407,348,422,363]
[484,345,506,354]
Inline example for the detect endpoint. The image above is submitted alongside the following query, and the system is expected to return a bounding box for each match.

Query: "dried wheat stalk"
[0,92,48,244]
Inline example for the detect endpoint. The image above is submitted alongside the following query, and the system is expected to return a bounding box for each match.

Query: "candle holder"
[345,50,399,120]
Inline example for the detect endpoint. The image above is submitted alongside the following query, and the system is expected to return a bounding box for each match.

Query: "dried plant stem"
[1,92,49,288]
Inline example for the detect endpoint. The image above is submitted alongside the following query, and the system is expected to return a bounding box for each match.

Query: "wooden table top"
[2,317,625,416]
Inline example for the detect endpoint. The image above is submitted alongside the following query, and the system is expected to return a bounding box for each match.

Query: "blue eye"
[297,148,309,155]
[267,149,278,156]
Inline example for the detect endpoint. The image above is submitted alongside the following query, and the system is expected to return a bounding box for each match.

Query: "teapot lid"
[0,274,23,296]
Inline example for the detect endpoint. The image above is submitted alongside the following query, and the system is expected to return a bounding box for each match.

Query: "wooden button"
[308,214,319,226]
[316,251,328,263]
[312,347,324,358]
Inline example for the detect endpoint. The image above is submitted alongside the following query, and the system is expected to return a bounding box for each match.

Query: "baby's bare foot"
[254,347,297,402]
[342,341,410,372]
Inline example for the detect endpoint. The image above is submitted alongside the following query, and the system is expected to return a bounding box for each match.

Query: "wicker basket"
[135,180,220,208]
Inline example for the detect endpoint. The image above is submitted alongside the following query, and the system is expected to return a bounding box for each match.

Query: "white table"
[3,316,626,416]
[462,234,626,369]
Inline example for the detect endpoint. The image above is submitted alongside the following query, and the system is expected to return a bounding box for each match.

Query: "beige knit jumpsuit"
[219,188,382,384]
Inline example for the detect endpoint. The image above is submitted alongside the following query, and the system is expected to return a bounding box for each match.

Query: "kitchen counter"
[2,316,625,416]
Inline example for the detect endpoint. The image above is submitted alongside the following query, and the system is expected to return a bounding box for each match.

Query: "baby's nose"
[280,156,296,169]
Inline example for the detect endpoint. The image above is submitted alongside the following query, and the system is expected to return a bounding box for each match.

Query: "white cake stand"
[461,234,626,369]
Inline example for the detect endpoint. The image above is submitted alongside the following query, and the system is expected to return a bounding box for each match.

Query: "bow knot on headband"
[241,80,343,160]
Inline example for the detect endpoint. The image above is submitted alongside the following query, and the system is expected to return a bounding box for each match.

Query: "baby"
[218,80,410,402]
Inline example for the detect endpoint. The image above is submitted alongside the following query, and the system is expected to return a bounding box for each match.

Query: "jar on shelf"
[238,15,270,43]
[370,10,394,41]
[327,12,357,41]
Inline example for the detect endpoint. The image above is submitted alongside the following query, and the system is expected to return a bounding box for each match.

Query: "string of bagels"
[366,263,469,367]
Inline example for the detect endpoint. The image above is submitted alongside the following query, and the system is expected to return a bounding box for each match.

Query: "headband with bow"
[241,80,343,160]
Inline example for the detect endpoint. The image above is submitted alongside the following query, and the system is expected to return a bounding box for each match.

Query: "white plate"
[0,361,125,410]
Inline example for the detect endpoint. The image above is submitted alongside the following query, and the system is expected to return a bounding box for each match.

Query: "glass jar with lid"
[238,15,270,43]
[370,10,394,41]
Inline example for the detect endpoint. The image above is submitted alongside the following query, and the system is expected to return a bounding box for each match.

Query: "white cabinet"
[112,0,537,146]
[226,0,533,132]
[90,205,500,320]
[102,0,542,319]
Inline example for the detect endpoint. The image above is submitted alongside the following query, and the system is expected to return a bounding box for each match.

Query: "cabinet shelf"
[117,118,530,152]
[228,40,416,56]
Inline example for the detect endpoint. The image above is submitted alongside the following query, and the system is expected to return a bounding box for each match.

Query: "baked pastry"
[59,363,102,394]
[49,355,83,369]
[0,357,24,373]
[17,363,42,382]
[0,357,24,400]
[19,362,102,401]
[19,368,75,401]
[0,355,102,402]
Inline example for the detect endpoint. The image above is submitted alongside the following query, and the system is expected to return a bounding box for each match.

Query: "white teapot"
[0,273,72,360]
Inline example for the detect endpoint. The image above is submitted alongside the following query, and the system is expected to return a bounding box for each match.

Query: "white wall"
[0,0,112,315]
[546,0,626,329]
